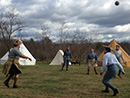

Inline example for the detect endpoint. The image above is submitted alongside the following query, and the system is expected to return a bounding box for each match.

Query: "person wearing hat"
[2,40,32,88]
[103,45,126,78]
[100,47,125,96]
[86,49,98,75]
[61,46,72,71]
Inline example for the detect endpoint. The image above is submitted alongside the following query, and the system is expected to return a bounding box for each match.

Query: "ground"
[0,62,130,98]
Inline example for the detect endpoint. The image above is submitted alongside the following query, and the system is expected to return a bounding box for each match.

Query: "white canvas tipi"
[0,42,36,65]
[49,50,64,65]
[49,50,71,65]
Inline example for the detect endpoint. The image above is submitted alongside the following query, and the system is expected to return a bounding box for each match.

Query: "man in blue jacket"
[61,47,72,71]
[86,49,98,75]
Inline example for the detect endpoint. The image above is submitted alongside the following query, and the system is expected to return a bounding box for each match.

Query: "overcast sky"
[0,0,130,42]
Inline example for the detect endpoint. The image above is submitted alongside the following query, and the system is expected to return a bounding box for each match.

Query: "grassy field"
[0,62,130,98]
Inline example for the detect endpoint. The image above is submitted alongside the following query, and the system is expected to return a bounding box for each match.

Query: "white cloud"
[0,0,11,6]
[114,24,130,32]
[107,34,113,38]
[0,0,130,42]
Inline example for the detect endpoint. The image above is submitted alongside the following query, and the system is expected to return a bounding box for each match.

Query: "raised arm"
[102,45,115,51]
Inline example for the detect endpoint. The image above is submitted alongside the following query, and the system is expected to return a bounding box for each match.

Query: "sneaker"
[4,81,9,88]
[13,85,21,88]
[113,89,119,96]
[102,90,109,93]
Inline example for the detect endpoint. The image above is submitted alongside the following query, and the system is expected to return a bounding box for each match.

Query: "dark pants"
[61,57,70,70]
[102,64,118,91]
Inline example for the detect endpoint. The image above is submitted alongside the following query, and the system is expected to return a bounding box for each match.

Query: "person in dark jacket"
[61,47,72,71]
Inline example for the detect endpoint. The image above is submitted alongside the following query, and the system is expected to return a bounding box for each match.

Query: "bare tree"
[87,30,99,43]
[40,23,53,60]
[41,23,51,39]
[72,28,89,43]
[0,7,23,51]
[56,18,68,43]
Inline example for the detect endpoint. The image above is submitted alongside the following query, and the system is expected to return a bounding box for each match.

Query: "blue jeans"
[61,57,70,70]
[102,64,118,90]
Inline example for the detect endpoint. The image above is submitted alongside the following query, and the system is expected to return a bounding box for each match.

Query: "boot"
[94,67,98,75]
[102,87,109,93]
[4,81,9,88]
[3,74,13,88]
[13,75,21,88]
[113,89,119,96]
[13,85,21,88]
[87,68,90,75]
[102,89,109,93]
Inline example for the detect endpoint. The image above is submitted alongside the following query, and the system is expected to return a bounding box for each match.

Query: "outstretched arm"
[102,45,115,51]
[20,55,32,61]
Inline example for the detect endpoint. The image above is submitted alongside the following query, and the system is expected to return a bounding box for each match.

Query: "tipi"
[0,42,36,65]
[49,50,64,65]
[49,50,71,65]
[98,39,130,67]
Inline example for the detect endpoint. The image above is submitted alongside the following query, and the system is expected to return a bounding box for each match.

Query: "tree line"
[0,38,130,63]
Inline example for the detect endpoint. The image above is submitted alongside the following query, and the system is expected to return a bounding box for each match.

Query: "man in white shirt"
[100,47,125,96]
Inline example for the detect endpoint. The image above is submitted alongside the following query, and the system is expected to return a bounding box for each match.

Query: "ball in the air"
[115,1,119,6]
